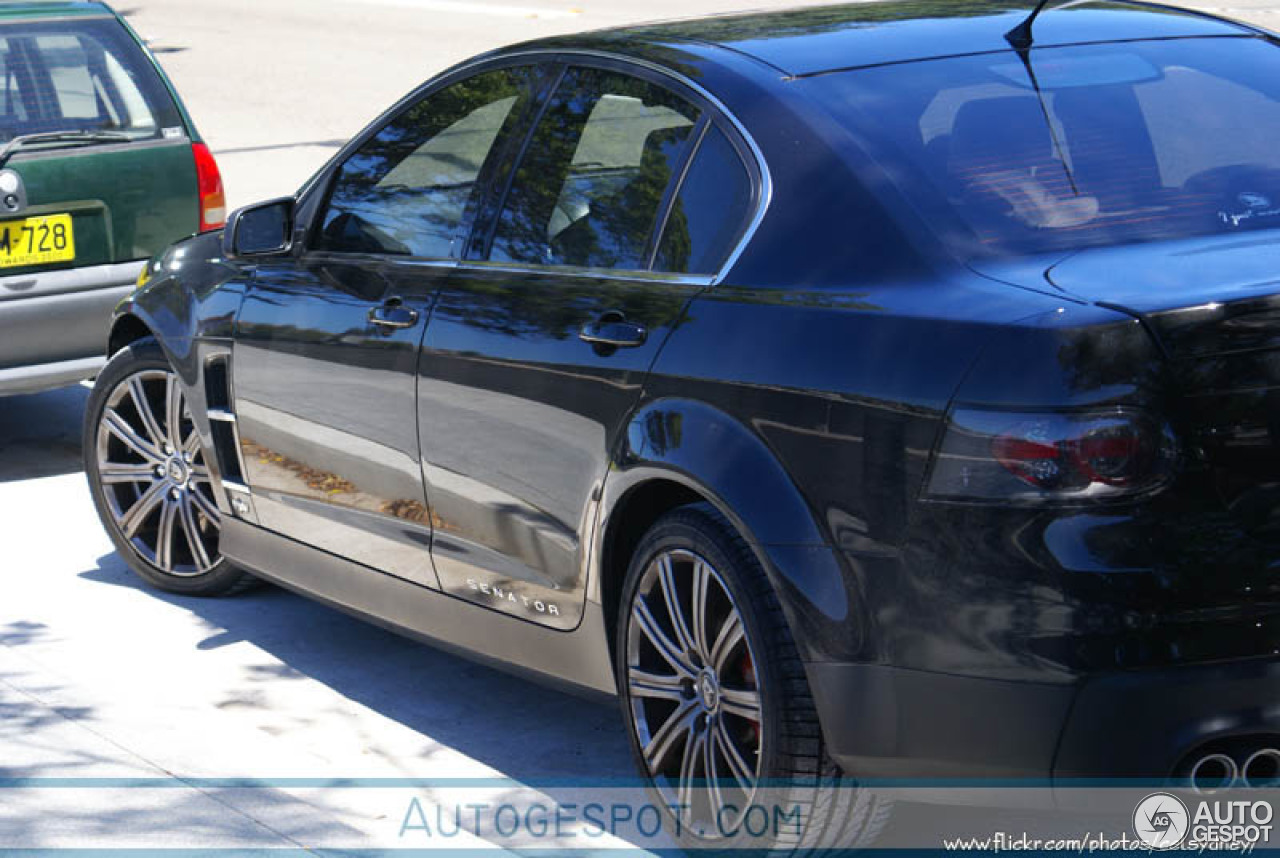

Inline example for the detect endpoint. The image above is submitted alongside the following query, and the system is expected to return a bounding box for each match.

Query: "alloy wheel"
[626,548,763,838]
[95,368,221,575]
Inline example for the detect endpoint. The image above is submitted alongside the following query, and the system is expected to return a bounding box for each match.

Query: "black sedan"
[85,0,1279,849]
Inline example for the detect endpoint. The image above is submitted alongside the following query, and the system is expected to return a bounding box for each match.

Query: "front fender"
[108,231,248,384]
[603,397,867,662]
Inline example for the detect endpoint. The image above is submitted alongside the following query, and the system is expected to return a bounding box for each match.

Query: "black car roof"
[580,1,1257,78]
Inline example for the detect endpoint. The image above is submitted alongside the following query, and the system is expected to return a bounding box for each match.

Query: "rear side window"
[315,66,539,258]
[811,37,1280,257]
[0,18,182,141]
[655,124,753,275]
[487,66,701,270]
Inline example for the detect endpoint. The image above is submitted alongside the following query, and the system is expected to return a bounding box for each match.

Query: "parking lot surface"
[1,0,1278,848]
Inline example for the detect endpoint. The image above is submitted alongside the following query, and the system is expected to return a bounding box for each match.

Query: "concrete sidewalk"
[0,392,640,849]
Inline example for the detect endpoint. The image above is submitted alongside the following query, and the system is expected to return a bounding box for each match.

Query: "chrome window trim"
[295,47,772,287]
[455,259,715,287]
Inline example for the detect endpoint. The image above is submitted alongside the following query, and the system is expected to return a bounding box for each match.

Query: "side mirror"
[223,197,295,259]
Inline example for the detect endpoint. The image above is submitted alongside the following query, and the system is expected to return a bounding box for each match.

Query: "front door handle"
[368,296,419,330]
[578,310,647,348]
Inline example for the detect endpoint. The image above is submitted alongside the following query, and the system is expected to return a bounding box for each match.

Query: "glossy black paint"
[109,1,1279,783]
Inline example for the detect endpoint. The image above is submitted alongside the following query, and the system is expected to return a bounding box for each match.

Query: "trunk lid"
[8,141,197,270]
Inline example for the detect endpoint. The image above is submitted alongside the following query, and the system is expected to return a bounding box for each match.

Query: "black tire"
[84,337,254,597]
[615,502,891,854]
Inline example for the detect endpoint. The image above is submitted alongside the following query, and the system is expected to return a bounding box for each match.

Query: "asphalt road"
[2,0,1279,849]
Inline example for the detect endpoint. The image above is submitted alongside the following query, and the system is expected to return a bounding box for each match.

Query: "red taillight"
[992,416,1153,490]
[927,408,1176,502]
[191,142,225,232]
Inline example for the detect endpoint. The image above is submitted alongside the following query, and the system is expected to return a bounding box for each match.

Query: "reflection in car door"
[232,64,547,589]
[417,61,757,629]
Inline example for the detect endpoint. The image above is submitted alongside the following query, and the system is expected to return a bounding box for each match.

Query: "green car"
[0,0,223,396]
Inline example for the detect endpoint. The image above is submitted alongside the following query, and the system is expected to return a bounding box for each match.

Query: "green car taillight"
[192,142,226,232]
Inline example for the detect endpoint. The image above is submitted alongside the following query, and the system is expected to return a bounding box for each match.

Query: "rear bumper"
[0,261,142,394]
[810,656,1280,784]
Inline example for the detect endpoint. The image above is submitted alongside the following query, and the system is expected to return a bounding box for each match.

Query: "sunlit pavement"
[1,0,1278,848]
[0,384,654,849]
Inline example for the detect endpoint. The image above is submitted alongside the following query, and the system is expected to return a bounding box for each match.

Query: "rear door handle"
[578,310,647,348]
[368,296,419,330]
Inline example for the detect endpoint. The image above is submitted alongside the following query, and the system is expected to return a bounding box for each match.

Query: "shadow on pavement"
[78,551,638,787]
[0,385,91,482]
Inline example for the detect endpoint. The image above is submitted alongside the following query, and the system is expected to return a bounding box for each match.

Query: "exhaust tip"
[1243,749,1280,788]
[1190,753,1238,793]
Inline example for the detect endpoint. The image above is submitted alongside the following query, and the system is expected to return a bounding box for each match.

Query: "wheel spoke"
[690,560,713,661]
[179,495,211,569]
[643,699,697,772]
[154,497,178,570]
[103,407,162,463]
[127,376,166,450]
[704,721,730,824]
[628,666,686,702]
[164,375,185,451]
[118,479,166,538]
[99,462,157,485]
[184,425,203,457]
[720,686,762,722]
[189,488,221,526]
[657,554,698,659]
[710,612,744,674]
[633,597,695,678]
[677,721,708,818]
[714,717,756,792]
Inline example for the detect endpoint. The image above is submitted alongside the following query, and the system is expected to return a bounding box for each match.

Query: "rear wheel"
[616,503,891,853]
[84,337,252,596]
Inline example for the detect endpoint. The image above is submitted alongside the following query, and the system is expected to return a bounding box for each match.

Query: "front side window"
[316,66,538,258]
[488,66,700,270]
[810,37,1280,258]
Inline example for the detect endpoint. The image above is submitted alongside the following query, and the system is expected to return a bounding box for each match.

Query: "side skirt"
[221,517,617,699]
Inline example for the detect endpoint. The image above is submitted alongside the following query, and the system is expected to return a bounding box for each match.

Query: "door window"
[654,124,753,275]
[315,66,538,259]
[488,66,700,270]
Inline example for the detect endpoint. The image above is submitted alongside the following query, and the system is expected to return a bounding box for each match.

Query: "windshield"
[809,36,1280,259]
[0,17,182,144]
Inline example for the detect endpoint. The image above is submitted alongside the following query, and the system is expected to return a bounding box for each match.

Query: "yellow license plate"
[0,214,75,268]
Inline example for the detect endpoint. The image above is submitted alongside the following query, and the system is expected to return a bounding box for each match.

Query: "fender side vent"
[204,356,231,411]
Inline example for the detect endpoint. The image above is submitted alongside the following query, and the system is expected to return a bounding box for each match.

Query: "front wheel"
[83,337,252,596]
[616,503,891,854]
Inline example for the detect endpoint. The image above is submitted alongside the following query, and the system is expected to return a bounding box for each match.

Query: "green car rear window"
[0,16,181,142]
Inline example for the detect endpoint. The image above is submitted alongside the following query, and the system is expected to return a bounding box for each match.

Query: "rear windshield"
[810,36,1280,258]
[0,16,182,143]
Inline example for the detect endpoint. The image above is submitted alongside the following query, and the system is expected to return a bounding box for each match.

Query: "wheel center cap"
[166,457,188,487]
[696,669,720,712]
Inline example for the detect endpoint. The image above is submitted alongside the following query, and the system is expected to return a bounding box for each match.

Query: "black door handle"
[579,310,647,348]
[368,296,419,330]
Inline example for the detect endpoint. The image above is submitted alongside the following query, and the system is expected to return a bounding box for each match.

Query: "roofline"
[787,29,1263,80]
